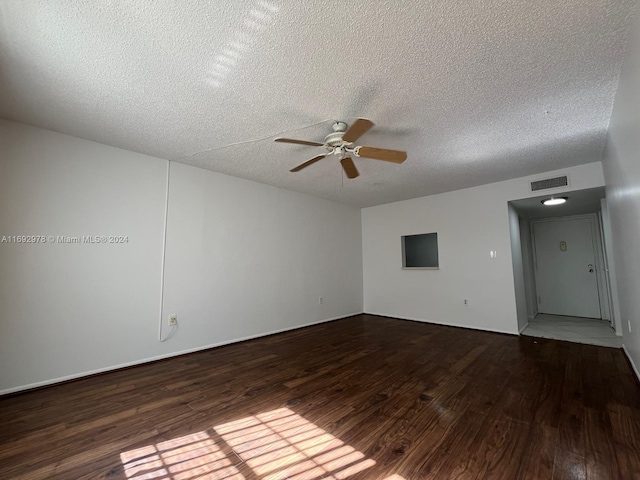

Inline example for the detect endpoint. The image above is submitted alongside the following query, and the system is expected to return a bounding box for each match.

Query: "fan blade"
[290,154,326,172]
[342,118,374,143]
[340,156,359,179]
[275,138,324,147]
[354,146,407,163]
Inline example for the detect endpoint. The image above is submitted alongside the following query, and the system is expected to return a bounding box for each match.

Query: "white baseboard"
[622,344,640,383]
[0,311,363,396]
[364,311,519,336]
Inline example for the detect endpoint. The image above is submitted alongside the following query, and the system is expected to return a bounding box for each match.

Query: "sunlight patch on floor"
[214,407,375,479]
[120,407,378,480]
[120,431,243,479]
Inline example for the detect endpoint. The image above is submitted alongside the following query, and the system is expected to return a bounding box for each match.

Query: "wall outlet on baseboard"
[169,314,178,327]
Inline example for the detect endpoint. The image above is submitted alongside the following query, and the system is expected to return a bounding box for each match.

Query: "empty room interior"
[1,1,640,479]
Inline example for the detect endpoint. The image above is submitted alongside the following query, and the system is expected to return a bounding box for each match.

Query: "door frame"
[530,213,610,320]
[600,199,623,335]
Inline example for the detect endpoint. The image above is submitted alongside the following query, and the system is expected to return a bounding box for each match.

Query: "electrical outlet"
[629,320,632,333]
[319,296,323,304]
[463,299,468,306]
[169,314,178,327]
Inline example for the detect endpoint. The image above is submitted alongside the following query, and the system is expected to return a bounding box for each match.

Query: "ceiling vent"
[530,175,569,192]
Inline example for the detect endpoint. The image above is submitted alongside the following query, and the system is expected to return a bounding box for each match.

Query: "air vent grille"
[531,176,568,191]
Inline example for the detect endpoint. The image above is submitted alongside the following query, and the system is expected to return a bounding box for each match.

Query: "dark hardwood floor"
[1,314,639,480]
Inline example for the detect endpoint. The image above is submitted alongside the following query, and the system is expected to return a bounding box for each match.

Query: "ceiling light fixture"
[542,197,568,206]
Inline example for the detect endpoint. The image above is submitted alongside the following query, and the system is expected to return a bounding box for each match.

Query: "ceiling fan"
[274,118,407,179]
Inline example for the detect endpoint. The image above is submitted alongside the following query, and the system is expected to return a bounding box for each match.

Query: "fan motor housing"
[323,121,351,150]
[324,131,350,148]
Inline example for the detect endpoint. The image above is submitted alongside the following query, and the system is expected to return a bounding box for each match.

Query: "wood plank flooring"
[1,314,639,480]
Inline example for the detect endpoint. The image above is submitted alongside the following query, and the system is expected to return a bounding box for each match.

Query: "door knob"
[588,264,594,273]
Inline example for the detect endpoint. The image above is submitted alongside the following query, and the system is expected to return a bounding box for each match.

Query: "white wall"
[0,120,167,393]
[602,0,640,379]
[362,162,605,334]
[160,162,363,353]
[0,120,363,394]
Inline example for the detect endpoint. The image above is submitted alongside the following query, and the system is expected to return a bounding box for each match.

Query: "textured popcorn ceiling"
[0,1,635,207]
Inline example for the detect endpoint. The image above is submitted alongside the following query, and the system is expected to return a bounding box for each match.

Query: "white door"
[532,216,601,318]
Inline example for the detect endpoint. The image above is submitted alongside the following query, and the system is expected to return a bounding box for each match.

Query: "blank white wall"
[362,162,605,334]
[0,120,363,394]
[0,120,167,392]
[161,162,363,352]
[602,0,640,379]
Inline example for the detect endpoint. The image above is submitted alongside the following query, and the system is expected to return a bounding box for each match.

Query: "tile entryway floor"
[521,314,623,348]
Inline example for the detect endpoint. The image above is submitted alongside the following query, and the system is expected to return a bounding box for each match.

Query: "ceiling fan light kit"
[275,118,407,179]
